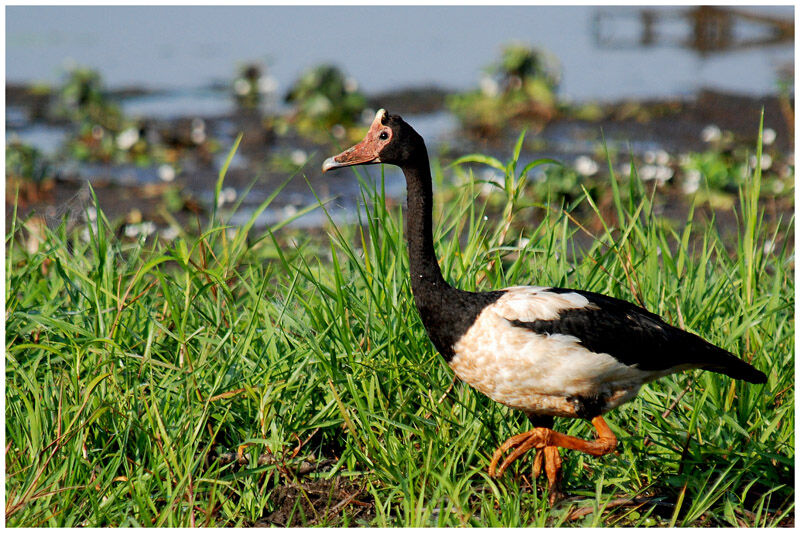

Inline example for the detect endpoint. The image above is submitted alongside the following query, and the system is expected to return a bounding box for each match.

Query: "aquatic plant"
[233,62,277,111]
[284,64,366,138]
[56,66,123,132]
[677,130,793,208]
[448,43,561,134]
[53,66,215,167]
[5,141,53,204]
[6,141,51,183]
[490,42,561,95]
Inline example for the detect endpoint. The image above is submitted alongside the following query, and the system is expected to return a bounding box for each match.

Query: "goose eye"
[379,131,389,140]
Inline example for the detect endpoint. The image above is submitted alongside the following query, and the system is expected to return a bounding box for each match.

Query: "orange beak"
[321,109,387,173]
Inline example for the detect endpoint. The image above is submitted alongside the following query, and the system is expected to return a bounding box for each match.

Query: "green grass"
[5,126,794,526]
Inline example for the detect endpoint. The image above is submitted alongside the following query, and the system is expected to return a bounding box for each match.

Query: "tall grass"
[5,126,793,526]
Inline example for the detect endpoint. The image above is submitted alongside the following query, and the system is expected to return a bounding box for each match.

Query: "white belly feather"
[449,286,661,417]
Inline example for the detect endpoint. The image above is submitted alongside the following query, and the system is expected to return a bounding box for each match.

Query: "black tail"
[700,346,767,384]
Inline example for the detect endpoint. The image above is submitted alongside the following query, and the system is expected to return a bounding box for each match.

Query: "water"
[121,89,235,120]
[7,6,793,101]
[6,5,793,231]
[7,123,67,154]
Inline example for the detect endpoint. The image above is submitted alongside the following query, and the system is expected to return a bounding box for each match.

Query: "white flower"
[655,166,674,183]
[158,164,176,182]
[683,169,702,192]
[479,169,504,195]
[762,128,777,146]
[361,108,376,124]
[217,187,237,207]
[257,75,278,95]
[161,226,179,241]
[574,155,599,176]
[701,125,722,143]
[224,187,237,202]
[308,96,332,116]
[740,166,749,179]
[344,77,359,93]
[191,118,206,144]
[84,206,97,222]
[116,127,140,151]
[233,78,251,96]
[124,222,156,238]
[750,154,773,170]
[479,75,500,97]
[639,165,655,181]
[640,165,673,184]
[290,149,308,166]
[331,124,346,140]
[140,222,156,237]
[191,128,206,144]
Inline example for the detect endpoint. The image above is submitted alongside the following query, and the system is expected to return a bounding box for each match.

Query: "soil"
[252,477,374,527]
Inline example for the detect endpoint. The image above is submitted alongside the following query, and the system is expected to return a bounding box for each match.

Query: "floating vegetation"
[448,43,561,135]
[232,62,278,111]
[55,66,123,131]
[5,58,792,239]
[51,66,217,168]
[6,141,53,204]
[676,148,792,209]
[284,64,367,140]
[6,141,51,184]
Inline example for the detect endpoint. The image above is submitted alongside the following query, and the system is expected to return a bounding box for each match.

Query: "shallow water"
[6,6,794,232]
[7,6,793,158]
[7,6,793,100]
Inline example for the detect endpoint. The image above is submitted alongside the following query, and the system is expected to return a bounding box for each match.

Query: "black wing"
[510,287,766,383]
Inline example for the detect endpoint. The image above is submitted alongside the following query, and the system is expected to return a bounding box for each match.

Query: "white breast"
[449,286,658,417]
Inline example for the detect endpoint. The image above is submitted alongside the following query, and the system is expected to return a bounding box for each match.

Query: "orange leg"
[489,416,617,503]
[530,445,564,503]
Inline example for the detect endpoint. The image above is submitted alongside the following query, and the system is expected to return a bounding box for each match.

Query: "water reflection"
[594,6,794,54]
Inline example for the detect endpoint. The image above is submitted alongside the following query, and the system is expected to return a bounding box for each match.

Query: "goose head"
[322,109,425,173]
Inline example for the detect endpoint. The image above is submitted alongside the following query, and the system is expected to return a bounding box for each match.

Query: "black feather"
[417,289,503,361]
[508,287,766,384]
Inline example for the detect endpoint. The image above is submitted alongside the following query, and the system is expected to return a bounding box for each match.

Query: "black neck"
[398,140,504,361]
[402,147,451,303]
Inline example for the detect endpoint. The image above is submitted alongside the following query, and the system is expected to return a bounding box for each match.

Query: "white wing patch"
[495,286,598,322]
[449,286,662,417]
